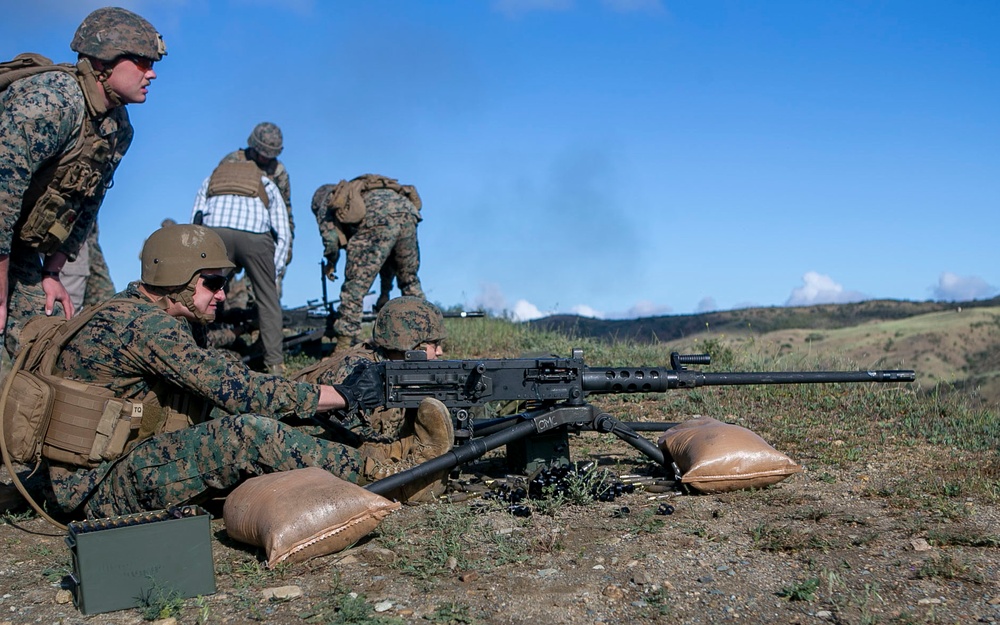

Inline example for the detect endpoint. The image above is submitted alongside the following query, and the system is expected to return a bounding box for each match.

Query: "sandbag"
[658,415,802,494]
[223,468,401,568]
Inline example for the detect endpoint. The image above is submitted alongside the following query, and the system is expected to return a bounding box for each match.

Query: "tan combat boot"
[359,397,454,503]
[267,362,285,376]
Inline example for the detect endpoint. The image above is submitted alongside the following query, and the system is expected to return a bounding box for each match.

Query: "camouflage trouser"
[3,243,69,359]
[333,213,423,341]
[82,236,115,307]
[60,235,116,311]
[82,414,364,518]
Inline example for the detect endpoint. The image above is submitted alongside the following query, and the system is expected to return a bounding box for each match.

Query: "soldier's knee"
[226,414,282,439]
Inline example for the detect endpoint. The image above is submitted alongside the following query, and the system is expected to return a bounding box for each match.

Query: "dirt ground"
[2,423,999,625]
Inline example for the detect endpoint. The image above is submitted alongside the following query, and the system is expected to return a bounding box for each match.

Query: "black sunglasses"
[200,274,229,293]
[119,54,154,72]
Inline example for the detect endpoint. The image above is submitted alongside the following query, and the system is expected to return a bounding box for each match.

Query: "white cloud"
[612,300,672,319]
[512,299,548,321]
[696,297,717,313]
[570,304,604,318]
[785,271,867,306]
[931,272,997,302]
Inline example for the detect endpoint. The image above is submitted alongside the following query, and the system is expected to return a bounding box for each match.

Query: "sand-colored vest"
[1,53,122,254]
[207,161,270,208]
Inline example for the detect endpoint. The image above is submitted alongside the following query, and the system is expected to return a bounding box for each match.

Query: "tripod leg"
[593,413,667,466]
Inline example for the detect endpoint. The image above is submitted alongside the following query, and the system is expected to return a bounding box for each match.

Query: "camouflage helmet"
[71,7,167,63]
[141,224,234,287]
[247,122,283,159]
[371,297,446,352]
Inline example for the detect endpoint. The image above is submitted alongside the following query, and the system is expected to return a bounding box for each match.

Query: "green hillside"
[527,297,1000,407]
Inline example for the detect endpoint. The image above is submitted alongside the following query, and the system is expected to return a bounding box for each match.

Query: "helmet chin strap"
[167,275,215,324]
[90,62,123,108]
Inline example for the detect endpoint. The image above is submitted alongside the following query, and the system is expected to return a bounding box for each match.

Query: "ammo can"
[65,506,216,614]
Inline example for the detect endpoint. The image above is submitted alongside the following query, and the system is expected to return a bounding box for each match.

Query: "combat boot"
[267,362,285,376]
[359,397,454,503]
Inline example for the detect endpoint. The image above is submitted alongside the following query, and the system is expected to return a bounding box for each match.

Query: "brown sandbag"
[223,468,401,568]
[658,415,802,494]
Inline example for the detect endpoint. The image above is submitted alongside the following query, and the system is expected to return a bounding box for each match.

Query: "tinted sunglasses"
[200,274,229,293]
[119,54,154,72]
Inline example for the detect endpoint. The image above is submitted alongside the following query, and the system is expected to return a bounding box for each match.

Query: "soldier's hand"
[324,252,339,281]
[42,273,74,319]
[333,361,386,413]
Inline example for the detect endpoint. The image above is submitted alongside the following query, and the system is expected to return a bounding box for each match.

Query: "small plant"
[926,527,1000,547]
[137,584,185,621]
[915,553,983,583]
[382,505,479,580]
[641,586,673,618]
[41,565,69,584]
[193,595,212,625]
[792,506,831,522]
[1,509,35,525]
[426,601,479,624]
[778,577,820,601]
[28,544,53,557]
[300,588,406,625]
[749,523,823,552]
[619,508,665,534]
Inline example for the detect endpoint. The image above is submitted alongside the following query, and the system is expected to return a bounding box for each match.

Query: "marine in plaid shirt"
[191,162,290,373]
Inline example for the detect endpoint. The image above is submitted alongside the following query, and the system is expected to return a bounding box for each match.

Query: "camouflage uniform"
[0,70,132,354]
[291,296,446,442]
[46,282,366,518]
[59,223,116,310]
[328,188,424,343]
[293,343,403,442]
[82,225,115,306]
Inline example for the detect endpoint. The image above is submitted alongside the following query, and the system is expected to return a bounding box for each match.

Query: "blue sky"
[4,0,998,321]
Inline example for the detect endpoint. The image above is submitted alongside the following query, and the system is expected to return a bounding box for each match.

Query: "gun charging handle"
[671,352,711,370]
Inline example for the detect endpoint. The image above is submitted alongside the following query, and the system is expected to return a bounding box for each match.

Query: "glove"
[333,361,386,413]
[324,253,339,281]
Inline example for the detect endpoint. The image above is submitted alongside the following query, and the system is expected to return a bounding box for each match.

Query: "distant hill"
[529,296,1000,407]
[528,296,1000,343]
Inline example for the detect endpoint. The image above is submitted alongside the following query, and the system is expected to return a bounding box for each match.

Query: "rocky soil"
[2,428,999,625]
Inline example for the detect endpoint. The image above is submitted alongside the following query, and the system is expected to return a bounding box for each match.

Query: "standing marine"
[218,122,294,295]
[0,6,166,359]
[311,174,426,351]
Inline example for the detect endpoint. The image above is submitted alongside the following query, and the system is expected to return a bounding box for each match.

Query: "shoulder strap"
[0,53,61,92]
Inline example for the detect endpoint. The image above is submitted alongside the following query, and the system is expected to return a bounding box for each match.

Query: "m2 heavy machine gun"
[364,349,915,498]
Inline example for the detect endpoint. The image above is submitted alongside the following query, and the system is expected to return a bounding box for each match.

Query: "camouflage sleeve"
[218,149,242,165]
[312,352,374,386]
[80,304,322,419]
[0,72,85,255]
[59,107,133,259]
[136,313,319,418]
[273,161,292,231]
[310,183,342,256]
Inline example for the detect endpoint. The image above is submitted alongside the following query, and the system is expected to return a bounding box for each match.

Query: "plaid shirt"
[191,175,290,277]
